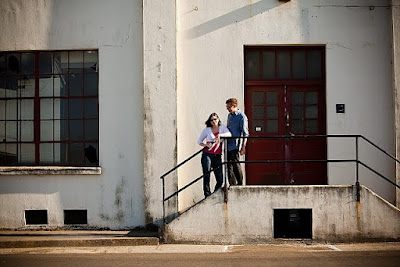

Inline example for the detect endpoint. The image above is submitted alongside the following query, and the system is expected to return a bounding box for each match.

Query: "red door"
[245,85,327,185]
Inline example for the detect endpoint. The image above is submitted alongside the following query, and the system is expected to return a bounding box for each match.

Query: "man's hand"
[240,146,246,155]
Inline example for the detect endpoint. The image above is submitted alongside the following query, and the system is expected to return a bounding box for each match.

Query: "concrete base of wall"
[165,185,400,244]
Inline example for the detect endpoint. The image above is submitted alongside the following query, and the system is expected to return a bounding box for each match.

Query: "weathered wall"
[392,0,400,208]
[165,186,400,243]
[0,0,145,229]
[176,0,395,209]
[143,0,178,226]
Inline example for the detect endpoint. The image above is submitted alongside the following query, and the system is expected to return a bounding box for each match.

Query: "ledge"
[0,166,102,176]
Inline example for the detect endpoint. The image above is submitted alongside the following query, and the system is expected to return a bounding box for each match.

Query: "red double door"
[245,85,327,185]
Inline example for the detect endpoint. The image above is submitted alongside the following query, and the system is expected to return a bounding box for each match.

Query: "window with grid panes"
[0,50,99,166]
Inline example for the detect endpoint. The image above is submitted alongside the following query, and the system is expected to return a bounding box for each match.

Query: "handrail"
[160,134,400,229]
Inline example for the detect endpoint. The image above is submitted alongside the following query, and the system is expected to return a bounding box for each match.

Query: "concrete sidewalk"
[0,230,160,248]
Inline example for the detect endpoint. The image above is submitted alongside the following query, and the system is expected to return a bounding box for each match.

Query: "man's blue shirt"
[226,109,249,151]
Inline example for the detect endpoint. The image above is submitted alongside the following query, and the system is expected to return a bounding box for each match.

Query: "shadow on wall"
[184,0,284,39]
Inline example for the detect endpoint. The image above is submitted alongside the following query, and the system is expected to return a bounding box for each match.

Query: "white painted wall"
[0,0,145,229]
[176,0,395,210]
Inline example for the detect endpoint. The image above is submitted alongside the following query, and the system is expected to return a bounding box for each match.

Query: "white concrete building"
[0,0,399,239]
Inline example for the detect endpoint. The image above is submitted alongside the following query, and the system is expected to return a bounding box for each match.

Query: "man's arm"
[240,114,250,155]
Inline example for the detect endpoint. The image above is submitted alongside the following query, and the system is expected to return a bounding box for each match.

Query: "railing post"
[162,176,166,225]
[356,136,360,201]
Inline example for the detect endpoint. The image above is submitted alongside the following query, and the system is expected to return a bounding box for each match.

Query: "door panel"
[245,85,326,185]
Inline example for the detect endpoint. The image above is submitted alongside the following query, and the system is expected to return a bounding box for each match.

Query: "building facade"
[0,0,399,229]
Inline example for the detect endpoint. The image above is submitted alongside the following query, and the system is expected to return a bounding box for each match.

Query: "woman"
[197,113,231,198]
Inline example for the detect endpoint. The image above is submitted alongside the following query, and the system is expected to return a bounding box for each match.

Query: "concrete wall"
[0,0,145,229]
[165,185,400,243]
[176,0,396,210]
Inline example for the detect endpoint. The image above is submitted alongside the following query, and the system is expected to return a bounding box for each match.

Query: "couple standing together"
[197,98,249,198]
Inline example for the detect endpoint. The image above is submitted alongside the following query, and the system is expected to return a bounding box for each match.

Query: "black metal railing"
[160,134,400,226]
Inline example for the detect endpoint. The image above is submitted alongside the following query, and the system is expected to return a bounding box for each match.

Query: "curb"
[0,237,159,248]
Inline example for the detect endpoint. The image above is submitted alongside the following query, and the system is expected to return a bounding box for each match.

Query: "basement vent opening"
[64,210,88,225]
[25,210,48,225]
[274,209,312,239]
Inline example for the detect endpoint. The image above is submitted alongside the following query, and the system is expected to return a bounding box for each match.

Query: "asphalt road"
[0,243,399,267]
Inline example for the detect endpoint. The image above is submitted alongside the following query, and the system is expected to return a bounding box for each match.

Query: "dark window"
[0,50,99,166]
[245,47,324,81]
[25,210,48,225]
[274,209,312,239]
[64,210,88,225]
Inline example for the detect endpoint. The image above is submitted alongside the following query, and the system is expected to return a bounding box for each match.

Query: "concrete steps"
[164,185,400,244]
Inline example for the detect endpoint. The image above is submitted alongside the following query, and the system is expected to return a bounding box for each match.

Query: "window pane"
[84,51,98,73]
[20,121,34,142]
[0,100,5,120]
[84,74,98,96]
[266,92,278,105]
[6,100,17,120]
[293,51,306,79]
[5,77,18,96]
[292,120,303,133]
[0,143,5,164]
[0,53,6,74]
[262,51,275,79]
[40,99,53,120]
[70,143,84,165]
[70,120,83,140]
[19,144,35,164]
[266,106,278,119]
[85,99,98,119]
[4,144,17,165]
[85,119,98,140]
[21,53,35,75]
[54,52,68,74]
[20,76,35,97]
[252,92,264,105]
[0,121,5,141]
[307,51,322,79]
[69,51,83,73]
[246,51,260,79]
[39,75,53,97]
[291,92,304,105]
[40,120,53,141]
[40,143,53,164]
[305,106,318,119]
[54,99,68,119]
[84,143,98,165]
[305,92,318,105]
[54,74,67,96]
[277,51,290,79]
[53,120,68,141]
[266,120,278,133]
[69,99,83,119]
[306,120,318,133]
[39,52,53,74]
[0,77,6,97]
[252,106,264,119]
[7,54,20,74]
[6,121,17,142]
[54,143,68,165]
[20,99,34,120]
[69,74,83,96]
[292,106,304,119]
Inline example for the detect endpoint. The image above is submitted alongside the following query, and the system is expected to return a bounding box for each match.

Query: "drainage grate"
[64,210,88,225]
[274,209,312,239]
[25,210,48,225]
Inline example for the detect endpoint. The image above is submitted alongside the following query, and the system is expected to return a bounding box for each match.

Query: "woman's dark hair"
[205,113,221,127]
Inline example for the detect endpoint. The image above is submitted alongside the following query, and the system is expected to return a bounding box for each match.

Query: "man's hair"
[226,98,238,106]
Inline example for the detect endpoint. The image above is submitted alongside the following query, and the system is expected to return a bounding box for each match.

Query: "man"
[225,98,249,186]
